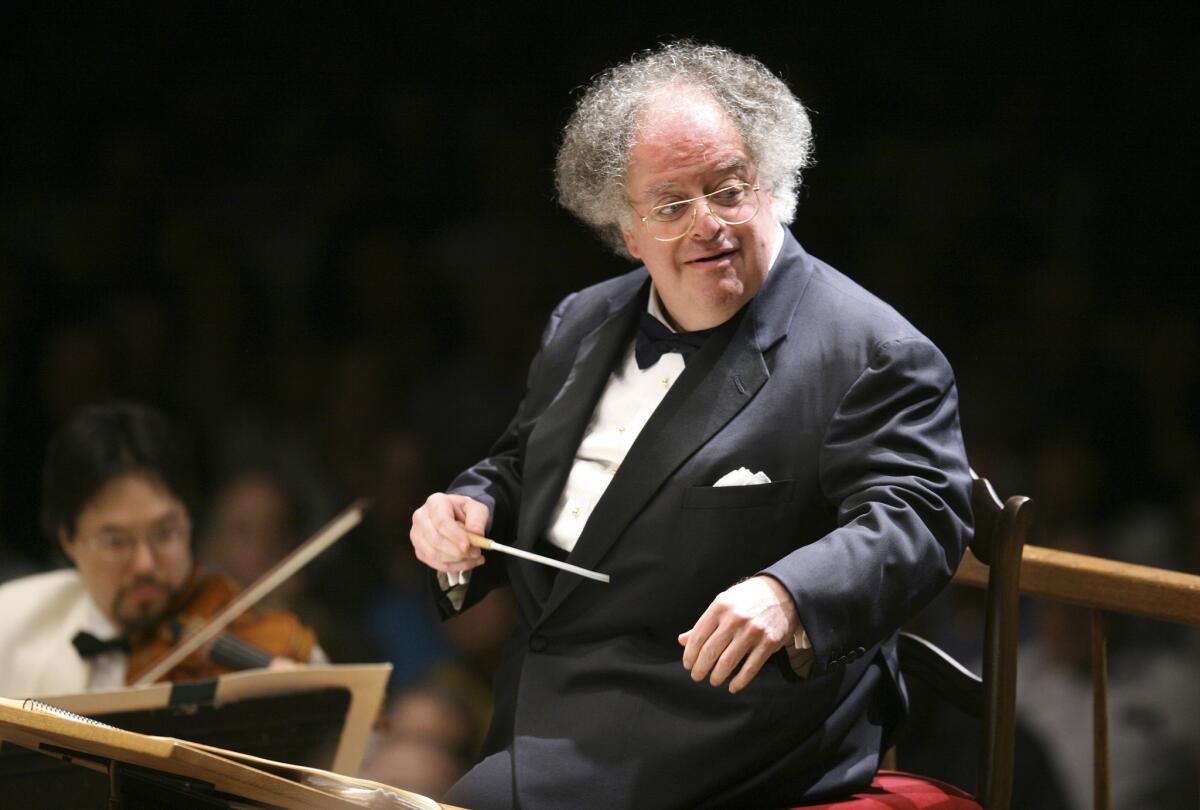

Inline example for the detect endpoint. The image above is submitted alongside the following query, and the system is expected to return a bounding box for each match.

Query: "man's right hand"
[409,493,490,574]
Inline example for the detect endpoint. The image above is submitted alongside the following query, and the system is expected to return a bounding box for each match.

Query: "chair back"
[795,471,1033,810]
[968,470,1032,809]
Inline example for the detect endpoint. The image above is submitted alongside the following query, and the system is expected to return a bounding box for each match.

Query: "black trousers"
[444,749,516,810]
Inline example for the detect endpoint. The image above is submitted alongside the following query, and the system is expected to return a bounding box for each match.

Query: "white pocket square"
[713,467,772,486]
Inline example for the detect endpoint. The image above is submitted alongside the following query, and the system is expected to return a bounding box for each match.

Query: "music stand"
[0,695,449,809]
[0,665,396,809]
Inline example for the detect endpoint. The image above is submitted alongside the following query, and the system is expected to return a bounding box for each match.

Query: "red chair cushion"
[789,770,980,809]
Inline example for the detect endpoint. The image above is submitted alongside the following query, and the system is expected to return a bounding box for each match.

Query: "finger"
[728,645,774,694]
[677,631,689,647]
[413,508,462,558]
[409,517,444,568]
[432,543,484,566]
[430,499,481,561]
[459,498,491,536]
[689,623,736,683]
[411,502,480,570]
[707,631,757,688]
[410,530,457,571]
[432,501,471,551]
[681,608,721,670]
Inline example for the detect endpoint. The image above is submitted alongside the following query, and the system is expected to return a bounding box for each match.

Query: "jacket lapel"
[537,308,769,623]
[516,286,644,602]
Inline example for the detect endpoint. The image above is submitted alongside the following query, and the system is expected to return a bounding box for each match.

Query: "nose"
[690,200,724,240]
[129,538,158,573]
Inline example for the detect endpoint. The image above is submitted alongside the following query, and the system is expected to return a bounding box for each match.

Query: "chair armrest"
[898,632,983,719]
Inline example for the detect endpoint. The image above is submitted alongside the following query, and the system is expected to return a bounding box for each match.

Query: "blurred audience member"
[203,468,303,607]
[361,682,479,800]
[1016,526,1200,810]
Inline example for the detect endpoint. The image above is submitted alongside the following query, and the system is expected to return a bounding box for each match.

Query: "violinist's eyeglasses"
[82,522,190,563]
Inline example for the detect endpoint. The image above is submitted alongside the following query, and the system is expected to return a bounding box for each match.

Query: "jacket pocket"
[682,479,795,509]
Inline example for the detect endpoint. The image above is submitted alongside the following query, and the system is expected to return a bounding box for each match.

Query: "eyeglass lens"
[89,524,188,561]
[646,183,759,241]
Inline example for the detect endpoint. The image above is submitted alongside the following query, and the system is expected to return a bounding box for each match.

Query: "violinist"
[0,400,326,698]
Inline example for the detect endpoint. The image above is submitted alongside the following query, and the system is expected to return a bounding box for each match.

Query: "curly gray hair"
[555,41,814,258]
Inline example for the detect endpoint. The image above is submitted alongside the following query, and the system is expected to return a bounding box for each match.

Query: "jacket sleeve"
[761,336,973,675]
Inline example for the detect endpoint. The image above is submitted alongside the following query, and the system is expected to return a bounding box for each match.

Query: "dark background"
[4,5,1196,567]
[2,4,1198,804]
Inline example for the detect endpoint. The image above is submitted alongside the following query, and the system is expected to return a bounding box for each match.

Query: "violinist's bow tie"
[72,630,131,659]
[635,312,714,369]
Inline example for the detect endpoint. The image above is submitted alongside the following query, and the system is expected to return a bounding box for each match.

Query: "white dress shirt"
[545,288,686,551]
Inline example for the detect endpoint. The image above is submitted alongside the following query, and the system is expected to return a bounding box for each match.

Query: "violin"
[125,500,365,686]
[125,568,318,684]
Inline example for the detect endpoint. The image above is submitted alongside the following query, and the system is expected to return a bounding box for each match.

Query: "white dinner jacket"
[0,569,96,698]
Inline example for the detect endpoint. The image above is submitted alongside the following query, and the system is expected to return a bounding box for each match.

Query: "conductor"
[409,41,972,809]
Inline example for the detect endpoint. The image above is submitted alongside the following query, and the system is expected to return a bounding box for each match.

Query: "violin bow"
[132,498,368,686]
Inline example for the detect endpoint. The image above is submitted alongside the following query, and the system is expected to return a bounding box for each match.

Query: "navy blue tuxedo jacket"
[437,229,973,808]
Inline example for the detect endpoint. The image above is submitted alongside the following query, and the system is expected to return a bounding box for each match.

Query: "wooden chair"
[793,470,1032,810]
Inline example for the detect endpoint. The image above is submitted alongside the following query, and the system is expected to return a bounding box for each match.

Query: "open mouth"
[687,248,737,265]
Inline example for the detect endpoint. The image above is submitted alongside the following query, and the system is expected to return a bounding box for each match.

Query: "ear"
[59,528,80,565]
[621,227,642,260]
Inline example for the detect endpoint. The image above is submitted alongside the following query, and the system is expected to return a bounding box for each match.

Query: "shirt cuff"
[788,622,813,678]
[436,569,471,611]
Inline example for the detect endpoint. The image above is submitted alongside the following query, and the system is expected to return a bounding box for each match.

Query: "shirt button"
[661,377,670,387]
[571,507,581,518]
[529,634,549,652]
[618,426,626,433]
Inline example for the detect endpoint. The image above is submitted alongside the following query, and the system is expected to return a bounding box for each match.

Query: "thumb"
[460,500,490,535]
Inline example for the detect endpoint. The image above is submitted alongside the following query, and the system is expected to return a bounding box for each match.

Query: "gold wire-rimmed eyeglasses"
[636,182,761,242]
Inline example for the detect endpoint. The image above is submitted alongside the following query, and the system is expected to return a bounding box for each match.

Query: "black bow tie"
[635,311,714,370]
[72,630,131,659]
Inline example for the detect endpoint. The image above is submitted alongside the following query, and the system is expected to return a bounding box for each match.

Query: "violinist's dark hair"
[41,400,196,540]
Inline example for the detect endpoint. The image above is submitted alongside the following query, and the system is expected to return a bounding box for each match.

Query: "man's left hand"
[678,575,799,694]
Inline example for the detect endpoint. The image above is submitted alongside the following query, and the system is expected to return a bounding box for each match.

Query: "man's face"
[621,90,777,332]
[60,473,193,634]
